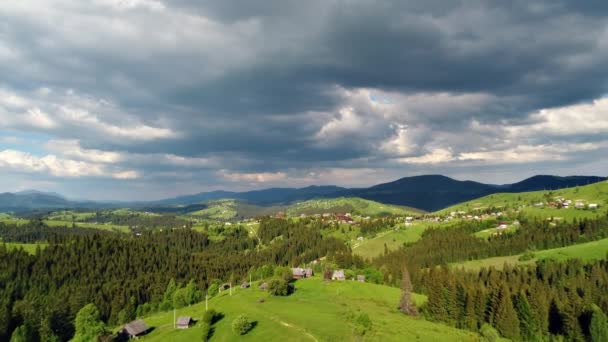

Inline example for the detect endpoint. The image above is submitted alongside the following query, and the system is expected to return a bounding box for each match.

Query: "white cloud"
[508,98,608,137]
[0,149,139,179]
[397,148,455,164]
[45,139,123,163]
[458,142,602,164]
[220,170,288,183]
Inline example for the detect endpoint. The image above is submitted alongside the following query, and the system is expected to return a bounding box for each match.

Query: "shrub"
[353,313,372,336]
[518,251,535,261]
[202,309,217,325]
[268,278,292,296]
[232,314,253,335]
[480,323,500,342]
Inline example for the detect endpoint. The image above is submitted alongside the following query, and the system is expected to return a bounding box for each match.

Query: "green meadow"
[134,278,478,342]
[2,242,47,255]
[437,181,608,219]
[352,223,430,259]
[285,197,421,217]
[452,238,608,271]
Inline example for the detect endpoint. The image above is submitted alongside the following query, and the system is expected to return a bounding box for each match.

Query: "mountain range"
[0,175,605,213]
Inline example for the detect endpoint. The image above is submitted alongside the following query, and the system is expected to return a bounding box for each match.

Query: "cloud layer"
[1,0,607,199]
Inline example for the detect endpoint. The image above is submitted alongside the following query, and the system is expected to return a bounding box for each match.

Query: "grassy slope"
[189,200,281,221]
[352,223,431,259]
[43,220,130,233]
[437,181,608,218]
[285,197,421,217]
[2,242,47,254]
[137,278,477,342]
[452,238,608,271]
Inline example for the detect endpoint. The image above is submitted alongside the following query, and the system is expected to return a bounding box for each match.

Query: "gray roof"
[332,270,345,278]
[123,319,148,336]
[292,268,306,276]
[176,316,192,326]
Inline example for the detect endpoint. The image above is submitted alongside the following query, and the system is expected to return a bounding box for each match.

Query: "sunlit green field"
[2,242,48,255]
[133,278,478,342]
[43,220,130,233]
[452,238,608,271]
[352,223,431,259]
[437,181,608,219]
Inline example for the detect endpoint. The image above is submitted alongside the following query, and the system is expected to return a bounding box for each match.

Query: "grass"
[2,242,47,255]
[437,181,608,220]
[452,238,608,271]
[134,278,478,342]
[352,223,431,259]
[43,220,130,233]
[286,197,421,217]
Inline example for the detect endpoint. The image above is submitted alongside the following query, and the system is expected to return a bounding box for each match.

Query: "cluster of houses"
[535,197,599,210]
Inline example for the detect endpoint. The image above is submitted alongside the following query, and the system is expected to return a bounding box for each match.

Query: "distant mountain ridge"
[0,175,605,212]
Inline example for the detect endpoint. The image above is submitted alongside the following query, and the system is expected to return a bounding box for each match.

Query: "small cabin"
[332,270,346,281]
[176,316,192,330]
[121,319,149,339]
[357,275,366,282]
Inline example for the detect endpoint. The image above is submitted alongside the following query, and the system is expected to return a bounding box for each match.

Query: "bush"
[232,314,253,335]
[200,322,211,342]
[202,309,217,325]
[353,313,372,336]
[518,251,535,261]
[268,278,293,296]
[480,323,500,342]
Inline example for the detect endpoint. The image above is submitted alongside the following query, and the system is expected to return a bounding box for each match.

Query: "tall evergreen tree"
[494,285,520,340]
[515,292,539,341]
[399,264,417,315]
[72,303,106,342]
[590,307,608,342]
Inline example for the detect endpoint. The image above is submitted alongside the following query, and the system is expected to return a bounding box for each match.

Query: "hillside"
[284,197,421,217]
[188,200,282,220]
[2,175,604,213]
[437,180,608,218]
[134,278,478,342]
[452,238,608,271]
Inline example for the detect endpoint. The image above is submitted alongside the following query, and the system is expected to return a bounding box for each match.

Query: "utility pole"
[230,282,232,296]
[205,294,208,312]
[173,308,176,329]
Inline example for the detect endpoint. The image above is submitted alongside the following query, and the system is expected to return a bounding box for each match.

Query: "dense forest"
[1,212,607,341]
[0,219,345,341]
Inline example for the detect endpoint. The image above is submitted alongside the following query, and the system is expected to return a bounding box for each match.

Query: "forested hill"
[1,175,604,212]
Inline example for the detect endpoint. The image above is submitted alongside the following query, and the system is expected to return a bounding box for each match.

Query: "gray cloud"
[0,0,607,199]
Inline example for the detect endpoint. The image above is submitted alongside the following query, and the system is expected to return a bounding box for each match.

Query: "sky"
[1,0,608,201]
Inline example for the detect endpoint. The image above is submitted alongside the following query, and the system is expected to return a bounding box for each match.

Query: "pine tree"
[590,307,608,342]
[399,264,417,315]
[494,285,520,340]
[72,303,106,342]
[515,292,539,341]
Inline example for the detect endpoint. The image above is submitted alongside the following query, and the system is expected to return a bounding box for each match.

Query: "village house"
[292,268,306,279]
[335,214,354,223]
[332,270,346,281]
[176,316,192,329]
[589,203,599,209]
[241,282,250,288]
[292,267,314,279]
[259,282,268,290]
[120,319,149,339]
[497,222,508,230]
[357,275,366,282]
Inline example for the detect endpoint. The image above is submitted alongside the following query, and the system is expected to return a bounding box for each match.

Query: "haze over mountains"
[1,175,605,213]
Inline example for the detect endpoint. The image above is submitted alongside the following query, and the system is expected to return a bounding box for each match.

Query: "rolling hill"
[1,175,604,213]
[130,278,478,342]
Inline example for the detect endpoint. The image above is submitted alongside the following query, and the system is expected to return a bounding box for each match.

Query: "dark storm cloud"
[1,0,608,199]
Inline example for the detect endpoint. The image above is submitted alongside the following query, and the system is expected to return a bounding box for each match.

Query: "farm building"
[176,316,192,329]
[335,214,354,223]
[259,282,268,290]
[292,268,306,279]
[589,203,599,209]
[219,283,231,292]
[357,275,366,282]
[332,270,346,281]
[292,267,314,279]
[120,319,149,338]
[241,282,250,288]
